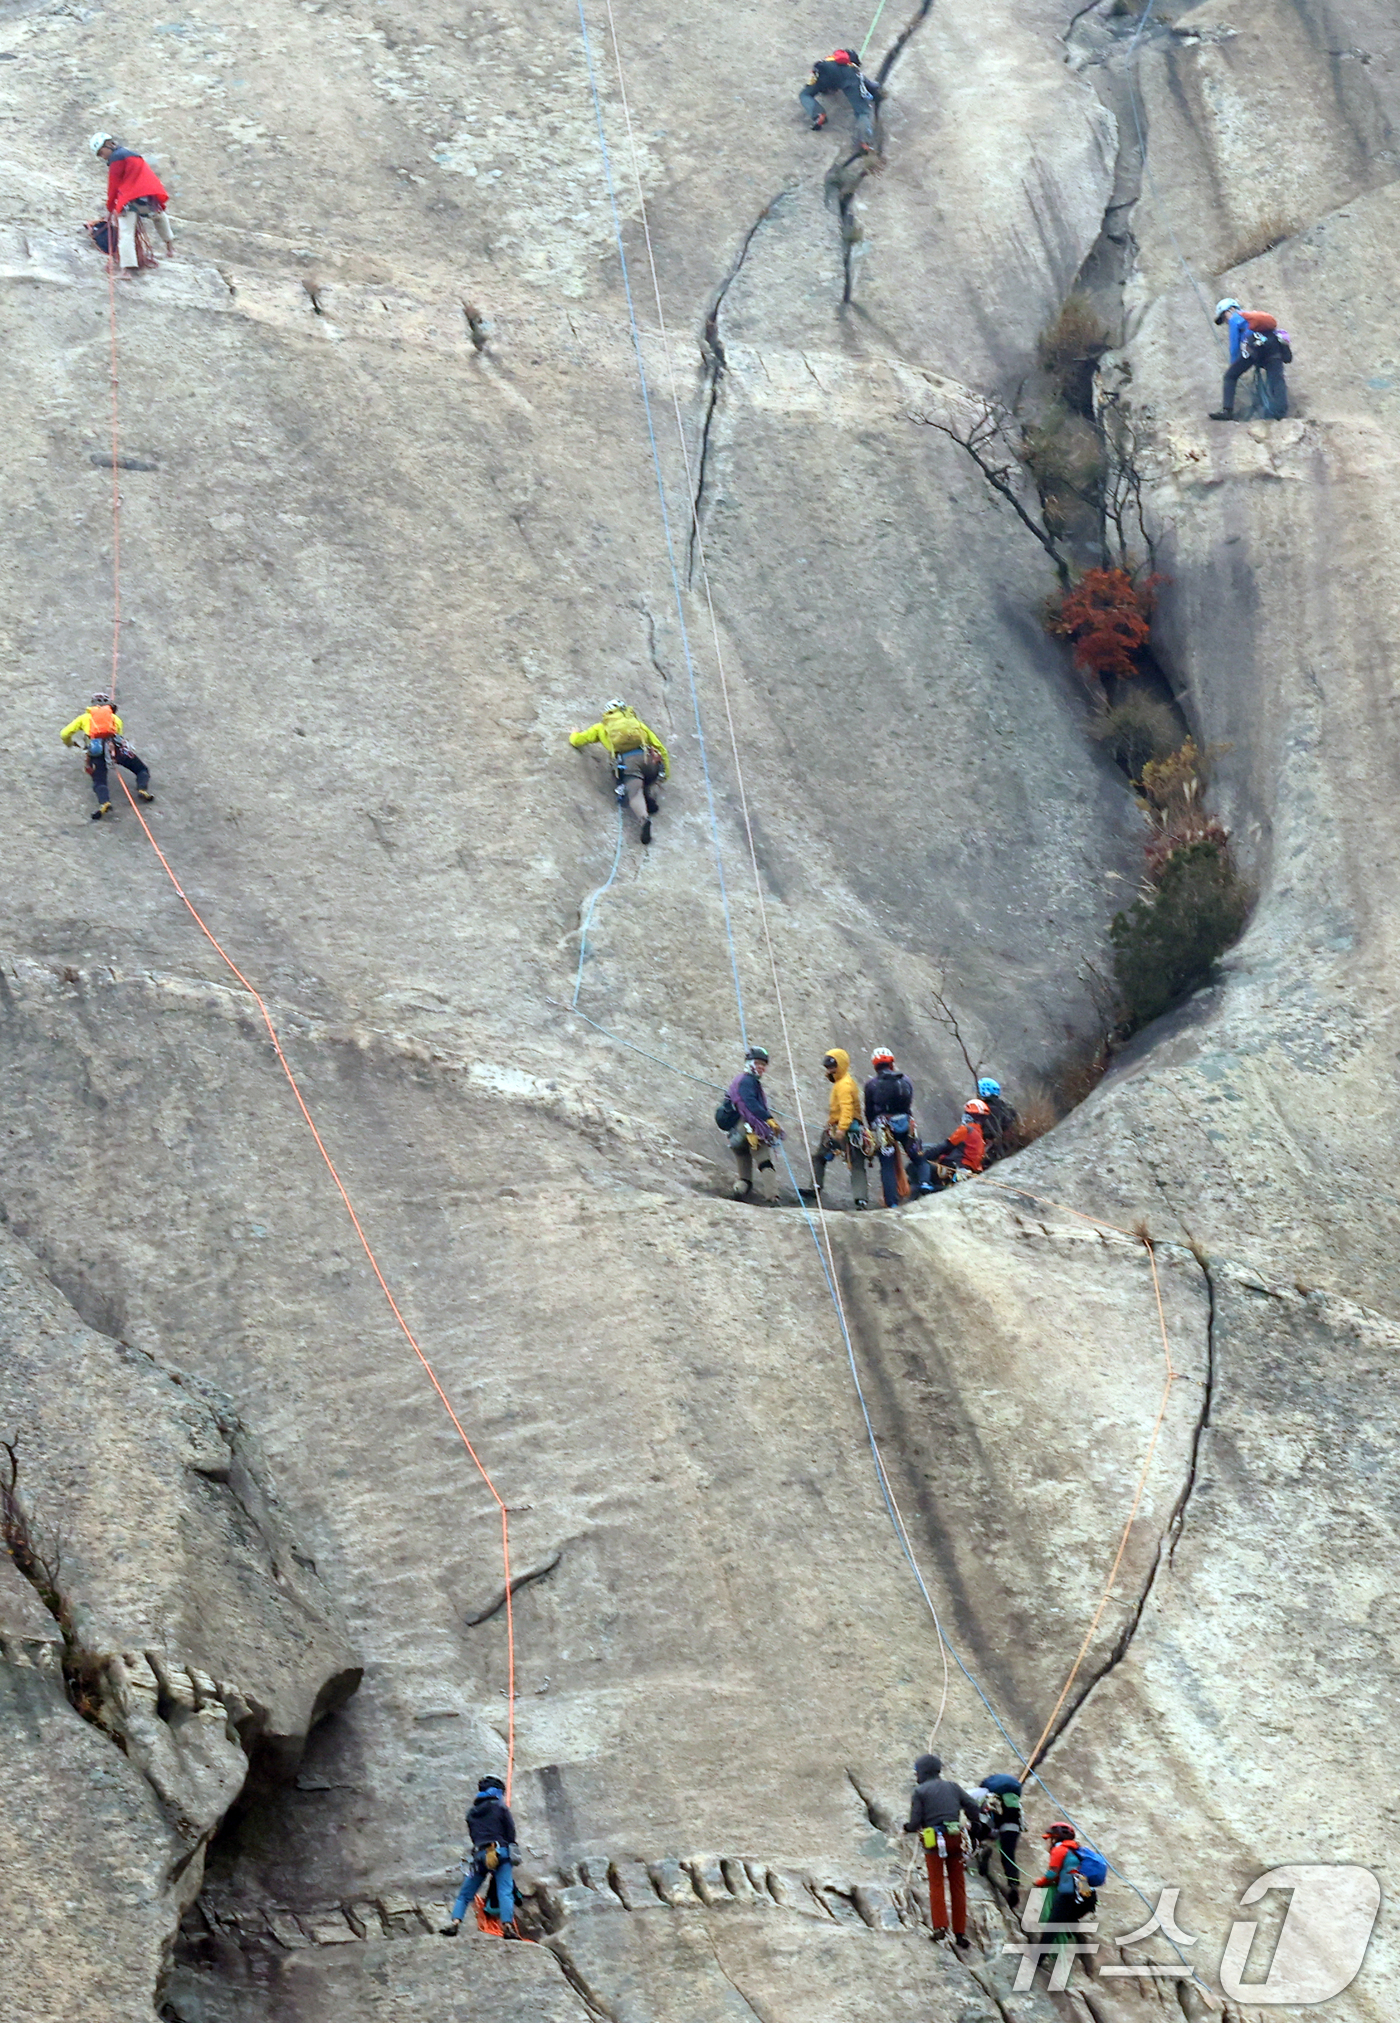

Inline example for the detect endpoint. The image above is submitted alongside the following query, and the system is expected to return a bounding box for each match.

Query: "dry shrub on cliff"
[1225,213,1295,266]
[999,1084,1058,1151]
[1038,293,1112,413]
[1047,567,1163,683]
[1090,689,1180,778]
[1111,838,1250,1029]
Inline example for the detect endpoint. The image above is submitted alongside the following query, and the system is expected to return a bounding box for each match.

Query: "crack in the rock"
[1029,1240,1211,1769]
[875,0,936,87]
[546,1936,620,2020]
[688,193,786,584]
[464,1549,563,1628]
[703,1931,774,2021]
[1167,1243,1216,1565]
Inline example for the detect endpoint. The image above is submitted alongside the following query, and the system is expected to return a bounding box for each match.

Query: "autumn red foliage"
[1047,569,1165,682]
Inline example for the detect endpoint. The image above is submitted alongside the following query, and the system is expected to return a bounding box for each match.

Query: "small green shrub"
[1090,690,1181,778]
[1110,839,1250,1030]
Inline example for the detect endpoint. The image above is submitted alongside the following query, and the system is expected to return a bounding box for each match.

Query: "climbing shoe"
[438,1920,461,1937]
[501,1924,522,1941]
[640,818,652,846]
[92,801,113,820]
[954,1933,971,1951]
[810,112,827,129]
[137,787,155,802]
[929,1926,948,1942]
[1208,409,1237,421]
[853,1199,867,1210]
[1008,1891,1020,1910]
[644,791,659,814]
[732,1178,753,1199]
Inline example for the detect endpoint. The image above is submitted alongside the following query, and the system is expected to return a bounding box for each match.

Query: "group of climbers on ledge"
[441,1755,1098,1971]
[716,1041,1018,1206]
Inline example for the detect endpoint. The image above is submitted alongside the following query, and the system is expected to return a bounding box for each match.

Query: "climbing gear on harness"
[1213,297,1241,323]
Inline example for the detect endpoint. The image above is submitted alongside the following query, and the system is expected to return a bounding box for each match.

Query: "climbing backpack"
[1074,1846,1108,1889]
[87,704,118,742]
[715,1093,740,1132]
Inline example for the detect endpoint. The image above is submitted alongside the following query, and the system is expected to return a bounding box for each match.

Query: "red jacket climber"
[90,133,175,271]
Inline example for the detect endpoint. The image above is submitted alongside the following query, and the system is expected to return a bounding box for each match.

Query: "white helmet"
[605,697,626,712]
[1213,297,1241,324]
[89,131,115,155]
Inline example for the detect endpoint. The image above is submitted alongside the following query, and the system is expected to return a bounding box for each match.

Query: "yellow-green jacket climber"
[569,706,669,775]
[569,701,670,848]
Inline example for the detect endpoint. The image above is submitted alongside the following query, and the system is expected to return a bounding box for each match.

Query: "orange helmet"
[964,1097,991,1116]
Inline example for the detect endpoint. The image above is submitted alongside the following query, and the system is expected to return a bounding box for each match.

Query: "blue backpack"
[1075,1847,1108,1888]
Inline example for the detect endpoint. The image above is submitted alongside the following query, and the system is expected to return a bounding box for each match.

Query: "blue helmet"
[977,1078,1001,1098]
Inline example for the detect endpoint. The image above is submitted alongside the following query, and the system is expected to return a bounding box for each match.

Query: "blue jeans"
[453,1850,514,1925]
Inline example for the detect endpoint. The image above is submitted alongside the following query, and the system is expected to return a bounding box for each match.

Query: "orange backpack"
[87,704,117,740]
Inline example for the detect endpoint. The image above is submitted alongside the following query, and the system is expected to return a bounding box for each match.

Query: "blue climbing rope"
[574,0,750,1043]
[570,801,626,1009]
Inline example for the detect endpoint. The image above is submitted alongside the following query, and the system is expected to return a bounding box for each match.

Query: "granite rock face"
[0,0,1396,2018]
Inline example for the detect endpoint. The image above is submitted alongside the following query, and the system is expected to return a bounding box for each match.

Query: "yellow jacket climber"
[569,700,670,848]
[569,705,669,774]
[823,1047,862,1135]
[61,706,124,744]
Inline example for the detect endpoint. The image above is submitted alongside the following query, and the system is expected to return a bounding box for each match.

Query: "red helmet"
[1043,1822,1076,1844]
[964,1097,991,1116]
[830,47,853,61]
[871,1048,895,1068]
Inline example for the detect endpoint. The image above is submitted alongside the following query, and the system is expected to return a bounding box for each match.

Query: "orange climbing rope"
[100,232,518,1798]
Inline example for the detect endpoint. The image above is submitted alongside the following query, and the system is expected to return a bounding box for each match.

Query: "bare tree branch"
[928,977,985,1089]
[910,400,1072,588]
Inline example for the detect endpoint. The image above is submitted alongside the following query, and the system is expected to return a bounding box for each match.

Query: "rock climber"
[1031,1822,1094,1940]
[721,1043,782,1201]
[1209,298,1291,422]
[903,1754,982,1949]
[969,1771,1024,1908]
[976,1078,1019,1163]
[811,1047,870,1210]
[440,1775,522,1939]
[798,48,878,152]
[61,692,155,820]
[90,133,174,270]
[926,1097,990,1187]
[864,1048,930,1203]
[569,700,670,846]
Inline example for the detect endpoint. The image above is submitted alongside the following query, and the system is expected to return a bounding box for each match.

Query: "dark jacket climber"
[799,49,877,149]
[970,1771,1024,1906]
[864,1051,929,1203]
[727,1044,781,1201]
[1210,298,1291,421]
[904,1754,980,1945]
[61,695,155,820]
[976,1079,1019,1161]
[441,1777,521,1939]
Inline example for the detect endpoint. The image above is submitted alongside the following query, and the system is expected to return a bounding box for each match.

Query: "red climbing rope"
[101,233,517,1798]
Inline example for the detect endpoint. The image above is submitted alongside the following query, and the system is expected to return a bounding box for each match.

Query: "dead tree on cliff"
[908,399,1072,588]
